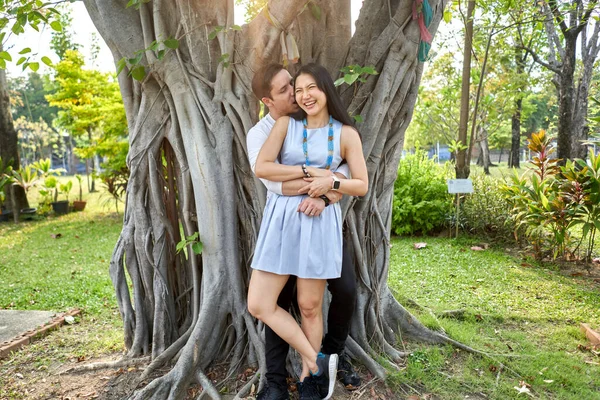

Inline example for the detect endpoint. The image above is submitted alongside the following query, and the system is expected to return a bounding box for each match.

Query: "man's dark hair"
[251,63,285,101]
[293,63,357,131]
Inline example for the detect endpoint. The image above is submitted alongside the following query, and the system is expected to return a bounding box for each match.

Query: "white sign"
[447,179,473,194]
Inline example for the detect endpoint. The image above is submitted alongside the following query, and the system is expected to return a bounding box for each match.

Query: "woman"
[247,63,368,399]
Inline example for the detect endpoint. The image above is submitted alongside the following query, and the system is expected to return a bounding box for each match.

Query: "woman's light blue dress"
[251,117,343,279]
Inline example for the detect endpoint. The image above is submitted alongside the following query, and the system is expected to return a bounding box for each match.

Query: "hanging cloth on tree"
[412,0,433,62]
[266,7,300,66]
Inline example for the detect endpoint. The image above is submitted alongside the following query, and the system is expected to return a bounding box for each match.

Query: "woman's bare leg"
[297,278,326,380]
[247,270,320,373]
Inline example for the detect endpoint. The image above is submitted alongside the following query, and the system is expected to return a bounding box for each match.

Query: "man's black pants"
[264,240,357,389]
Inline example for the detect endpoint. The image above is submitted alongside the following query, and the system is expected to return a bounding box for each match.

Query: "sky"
[5,1,366,78]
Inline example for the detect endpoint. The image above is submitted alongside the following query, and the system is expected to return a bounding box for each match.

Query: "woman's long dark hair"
[293,63,357,130]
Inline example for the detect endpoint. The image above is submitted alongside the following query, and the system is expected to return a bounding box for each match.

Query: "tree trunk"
[0,66,29,211]
[534,1,600,162]
[476,131,491,175]
[82,0,464,398]
[509,44,524,168]
[455,0,475,179]
[87,128,96,192]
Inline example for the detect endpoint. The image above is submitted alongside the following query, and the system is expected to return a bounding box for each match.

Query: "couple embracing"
[246,63,368,400]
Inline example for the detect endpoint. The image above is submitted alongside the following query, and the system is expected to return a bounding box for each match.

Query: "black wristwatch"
[319,195,330,207]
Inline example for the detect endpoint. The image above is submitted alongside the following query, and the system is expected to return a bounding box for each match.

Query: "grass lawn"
[0,179,125,399]
[1,180,599,398]
[388,236,600,399]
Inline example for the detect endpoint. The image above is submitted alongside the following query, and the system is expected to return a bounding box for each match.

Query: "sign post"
[447,179,474,238]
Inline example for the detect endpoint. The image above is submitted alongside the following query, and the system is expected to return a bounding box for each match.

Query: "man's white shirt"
[246,114,350,196]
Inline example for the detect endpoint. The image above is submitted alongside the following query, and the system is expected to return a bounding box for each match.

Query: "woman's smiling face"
[294,73,327,117]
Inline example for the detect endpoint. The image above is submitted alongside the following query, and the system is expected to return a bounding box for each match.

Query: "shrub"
[459,173,514,237]
[391,149,453,235]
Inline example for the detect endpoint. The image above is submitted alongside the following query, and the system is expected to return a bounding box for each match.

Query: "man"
[247,63,361,400]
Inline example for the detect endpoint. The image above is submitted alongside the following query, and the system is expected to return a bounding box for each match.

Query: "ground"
[1,176,599,399]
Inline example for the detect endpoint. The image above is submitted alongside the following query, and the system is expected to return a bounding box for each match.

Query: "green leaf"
[208,30,218,40]
[149,40,159,52]
[343,73,359,85]
[12,22,24,35]
[443,10,452,23]
[131,65,146,81]
[176,240,186,253]
[309,1,322,21]
[188,232,199,241]
[164,38,179,49]
[191,241,203,255]
[0,58,5,69]
[41,56,52,66]
[16,57,27,66]
[231,25,242,31]
[353,114,364,123]
[157,49,165,60]
[218,53,230,62]
[334,77,345,87]
[128,53,143,66]
[361,66,378,75]
[50,20,62,32]
[28,62,39,72]
[19,48,31,55]
[17,14,27,27]
[0,51,11,62]
[116,58,127,76]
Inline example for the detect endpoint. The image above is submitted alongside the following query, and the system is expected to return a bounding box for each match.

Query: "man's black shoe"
[256,382,289,400]
[337,352,361,390]
[297,376,321,400]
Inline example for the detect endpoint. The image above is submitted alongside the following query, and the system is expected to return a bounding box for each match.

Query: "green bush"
[459,173,513,237]
[391,150,453,235]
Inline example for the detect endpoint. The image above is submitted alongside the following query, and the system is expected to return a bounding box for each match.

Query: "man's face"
[263,69,299,117]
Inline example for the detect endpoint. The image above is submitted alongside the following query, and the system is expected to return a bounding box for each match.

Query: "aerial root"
[60,356,151,374]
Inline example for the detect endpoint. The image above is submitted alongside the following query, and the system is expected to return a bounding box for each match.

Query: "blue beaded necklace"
[302,115,334,170]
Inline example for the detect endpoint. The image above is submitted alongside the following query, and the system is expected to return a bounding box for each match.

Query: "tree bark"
[0,66,29,211]
[82,0,462,398]
[509,45,524,168]
[476,131,491,175]
[455,0,475,179]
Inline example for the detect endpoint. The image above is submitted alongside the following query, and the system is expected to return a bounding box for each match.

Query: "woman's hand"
[306,166,332,178]
[297,196,325,216]
[298,176,333,198]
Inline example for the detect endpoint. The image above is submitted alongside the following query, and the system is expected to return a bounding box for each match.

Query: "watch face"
[333,180,341,190]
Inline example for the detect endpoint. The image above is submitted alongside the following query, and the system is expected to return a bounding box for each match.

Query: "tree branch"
[518,44,562,74]
[547,0,569,34]
[574,0,599,35]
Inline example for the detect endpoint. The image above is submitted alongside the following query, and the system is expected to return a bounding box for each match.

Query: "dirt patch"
[1,354,409,399]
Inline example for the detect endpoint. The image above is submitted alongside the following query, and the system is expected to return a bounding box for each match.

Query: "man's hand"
[297,196,326,217]
[298,176,333,198]
[324,190,342,204]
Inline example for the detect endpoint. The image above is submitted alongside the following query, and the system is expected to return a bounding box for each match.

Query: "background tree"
[78,0,485,398]
[9,72,58,126]
[518,0,600,161]
[50,5,81,60]
[46,50,125,192]
[0,59,28,211]
[13,116,60,165]
[0,2,65,213]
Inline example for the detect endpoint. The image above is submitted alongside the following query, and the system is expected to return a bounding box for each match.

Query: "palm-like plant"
[11,165,40,195]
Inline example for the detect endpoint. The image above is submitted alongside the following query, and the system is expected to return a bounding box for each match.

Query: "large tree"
[81,0,474,398]
[519,0,600,161]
